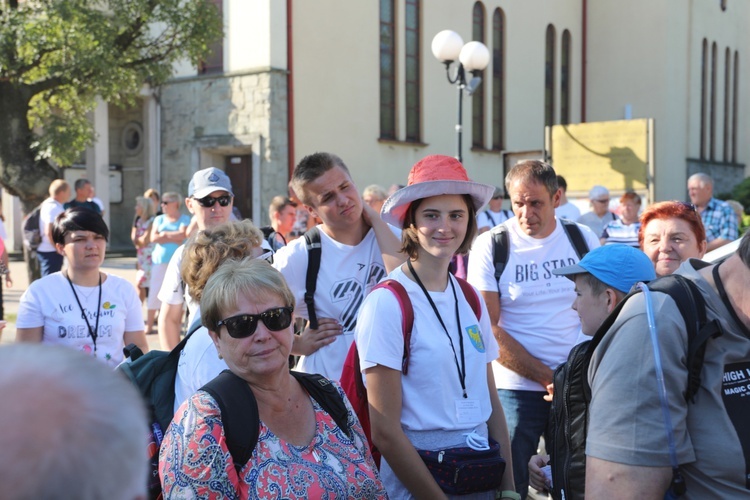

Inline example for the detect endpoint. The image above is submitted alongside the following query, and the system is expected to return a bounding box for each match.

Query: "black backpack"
[201,369,352,473]
[546,274,723,500]
[303,226,323,329]
[491,219,590,289]
[22,204,43,252]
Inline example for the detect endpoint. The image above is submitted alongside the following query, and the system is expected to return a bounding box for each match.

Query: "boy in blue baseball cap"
[552,244,656,336]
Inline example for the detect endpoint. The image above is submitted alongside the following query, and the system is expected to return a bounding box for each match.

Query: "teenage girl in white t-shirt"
[354,155,518,500]
[16,207,148,366]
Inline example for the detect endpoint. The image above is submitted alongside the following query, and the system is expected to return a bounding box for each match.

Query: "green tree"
[0,0,222,212]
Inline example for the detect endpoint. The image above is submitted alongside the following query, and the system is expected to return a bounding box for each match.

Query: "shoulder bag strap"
[303,227,322,329]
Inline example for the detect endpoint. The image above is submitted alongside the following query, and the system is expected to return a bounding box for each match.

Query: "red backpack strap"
[373,279,414,374]
[456,276,482,321]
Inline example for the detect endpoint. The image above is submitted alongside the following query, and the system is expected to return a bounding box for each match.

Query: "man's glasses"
[161,200,176,205]
[216,307,293,338]
[194,195,232,208]
[592,199,610,204]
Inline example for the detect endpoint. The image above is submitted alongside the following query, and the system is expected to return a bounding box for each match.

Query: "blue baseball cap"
[552,244,656,293]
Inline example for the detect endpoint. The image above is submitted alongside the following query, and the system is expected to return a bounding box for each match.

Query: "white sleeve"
[477,212,490,230]
[272,239,309,318]
[158,246,185,305]
[466,230,497,293]
[122,281,145,332]
[354,288,404,372]
[16,285,45,328]
[477,290,499,363]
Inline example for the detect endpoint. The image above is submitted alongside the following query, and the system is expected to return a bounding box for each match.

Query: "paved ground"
[0,255,161,351]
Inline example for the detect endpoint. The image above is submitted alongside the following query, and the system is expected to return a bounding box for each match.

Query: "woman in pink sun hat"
[354,155,516,499]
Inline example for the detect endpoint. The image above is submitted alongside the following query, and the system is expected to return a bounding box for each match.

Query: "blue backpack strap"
[559,219,590,260]
[303,227,322,329]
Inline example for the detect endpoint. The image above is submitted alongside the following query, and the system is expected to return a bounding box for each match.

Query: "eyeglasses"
[592,198,610,204]
[161,200,176,205]
[216,307,293,338]
[194,195,232,208]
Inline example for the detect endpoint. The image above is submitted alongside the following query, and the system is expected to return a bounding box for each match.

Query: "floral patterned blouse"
[159,382,386,499]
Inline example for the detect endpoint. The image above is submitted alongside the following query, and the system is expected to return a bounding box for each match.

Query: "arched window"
[545,24,556,128]
[724,47,731,162]
[404,0,421,142]
[732,51,739,163]
[700,39,707,159]
[379,0,396,140]
[710,42,717,161]
[471,2,486,149]
[561,30,572,125]
[492,8,505,150]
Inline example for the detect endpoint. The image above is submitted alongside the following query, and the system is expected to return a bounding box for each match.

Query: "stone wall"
[159,69,289,224]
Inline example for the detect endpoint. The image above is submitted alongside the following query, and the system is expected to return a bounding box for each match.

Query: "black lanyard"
[407,260,467,398]
[65,272,102,354]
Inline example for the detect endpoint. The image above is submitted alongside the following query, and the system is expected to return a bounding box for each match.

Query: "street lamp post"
[431,30,490,163]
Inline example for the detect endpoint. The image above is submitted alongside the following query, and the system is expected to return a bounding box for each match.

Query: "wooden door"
[225,155,252,220]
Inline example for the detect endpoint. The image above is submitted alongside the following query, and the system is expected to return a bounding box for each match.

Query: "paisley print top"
[159,382,386,499]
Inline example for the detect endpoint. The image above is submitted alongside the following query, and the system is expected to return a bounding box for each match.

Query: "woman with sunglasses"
[639,201,707,276]
[16,208,148,365]
[172,220,269,412]
[355,155,515,499]
[159,259,385,498]
[147,192,190,330]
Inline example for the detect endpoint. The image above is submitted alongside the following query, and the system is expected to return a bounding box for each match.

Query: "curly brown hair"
[180,220,264,302]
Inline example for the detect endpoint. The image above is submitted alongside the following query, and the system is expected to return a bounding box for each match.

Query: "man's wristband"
[497,491,521,500]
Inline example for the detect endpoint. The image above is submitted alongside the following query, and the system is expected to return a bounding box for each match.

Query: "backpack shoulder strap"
[491,225,510,293]
[560,219,590,260]
[647,274,723,402]
[373,279,414,374]
[303,227,322,329]
[292,372,352,439]
[456,276,482,321]
[200,370,259,473]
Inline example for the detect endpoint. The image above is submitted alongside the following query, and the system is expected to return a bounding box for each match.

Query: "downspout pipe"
[286,0,295,180]
[581,0,587,123]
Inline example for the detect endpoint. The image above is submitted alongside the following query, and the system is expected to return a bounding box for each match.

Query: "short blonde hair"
[181,220,264,302]
[362,184,388,201]
[49,179,70,197]
[201,259,295,333]
[135,196,155,221]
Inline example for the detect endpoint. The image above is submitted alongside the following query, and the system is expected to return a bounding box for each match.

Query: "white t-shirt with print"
[467,217,600,391]
[16,272,144,366]
[173,327,227,413]
[273,226,388,380]
[38,198,65,252]
[355,267,498,431]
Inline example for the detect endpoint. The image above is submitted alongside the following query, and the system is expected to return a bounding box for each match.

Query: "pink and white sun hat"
[381,155,495,226]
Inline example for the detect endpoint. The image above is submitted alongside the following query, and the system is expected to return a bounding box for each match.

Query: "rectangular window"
[491,8,505,150]
[545,25,556,128]
[199,0,224,75]
[561,30,571,125]
[404,0,421,142]
[471,2,486,149]
[380,0,396,140]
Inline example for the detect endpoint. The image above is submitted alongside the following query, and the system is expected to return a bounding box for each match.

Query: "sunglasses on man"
[193,195,233,208]
[216,307,293,338]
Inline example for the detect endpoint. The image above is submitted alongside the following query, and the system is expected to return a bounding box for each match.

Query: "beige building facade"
[9,0,742,251]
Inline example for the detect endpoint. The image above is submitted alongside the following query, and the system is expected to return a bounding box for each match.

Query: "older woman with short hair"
[159,259,385,498]
[639,201,707,276]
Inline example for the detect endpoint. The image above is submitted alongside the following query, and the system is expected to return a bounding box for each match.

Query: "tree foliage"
[0,0,222,210]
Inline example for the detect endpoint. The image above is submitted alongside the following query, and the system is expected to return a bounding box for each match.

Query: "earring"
[218,352,223,360]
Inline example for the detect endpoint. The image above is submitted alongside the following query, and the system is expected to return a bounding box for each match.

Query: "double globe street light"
[431,30,490,163]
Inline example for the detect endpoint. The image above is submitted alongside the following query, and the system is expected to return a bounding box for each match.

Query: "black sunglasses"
[194,195,232,208]
[216,307,293,338]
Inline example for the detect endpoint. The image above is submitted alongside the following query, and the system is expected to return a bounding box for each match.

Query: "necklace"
[65,272,102,354]
[71,283,99,302]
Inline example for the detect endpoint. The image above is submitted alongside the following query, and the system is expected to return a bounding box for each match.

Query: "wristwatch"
[497,491,522,500]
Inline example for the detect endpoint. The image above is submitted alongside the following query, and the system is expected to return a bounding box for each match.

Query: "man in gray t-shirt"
[586,232,750,498]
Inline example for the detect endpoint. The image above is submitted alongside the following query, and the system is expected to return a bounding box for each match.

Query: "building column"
[142,88,161,194]
[86,97,110,229]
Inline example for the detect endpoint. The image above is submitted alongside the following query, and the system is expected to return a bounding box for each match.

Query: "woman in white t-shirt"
[355,155,517,499]
[172,220,269,412]
[16,207,148,366]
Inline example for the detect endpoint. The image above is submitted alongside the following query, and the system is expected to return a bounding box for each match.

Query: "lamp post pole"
[432,30,489,164]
